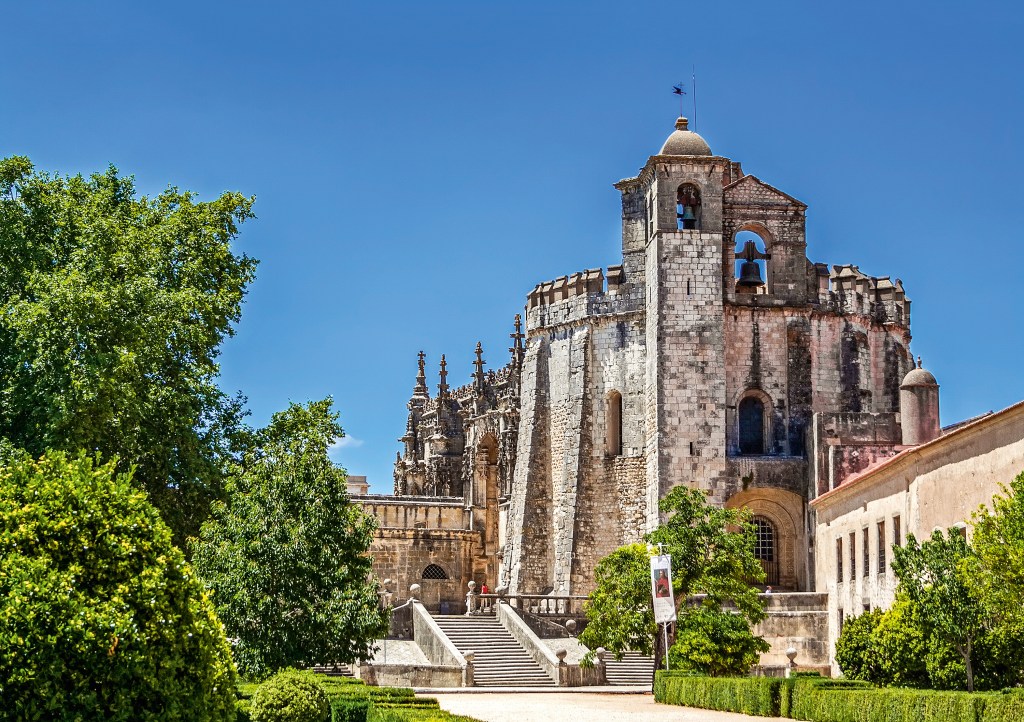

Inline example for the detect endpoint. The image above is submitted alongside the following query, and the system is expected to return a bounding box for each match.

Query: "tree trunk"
[961,639,975,693]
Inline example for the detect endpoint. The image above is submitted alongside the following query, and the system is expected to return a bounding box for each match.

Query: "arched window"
[606,390,623,456]
[422,564,448,580]
[738,396,765,455]
[676,184,701,230]
[753,517,779,586]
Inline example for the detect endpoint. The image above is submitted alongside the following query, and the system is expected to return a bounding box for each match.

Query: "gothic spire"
[413,350,428,397]
[509,313,525,371]
[438,354,449,397]
[473,341,486,394]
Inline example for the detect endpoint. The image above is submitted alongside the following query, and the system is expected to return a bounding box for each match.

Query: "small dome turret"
[659,117,712,156]
[900,357,940,445]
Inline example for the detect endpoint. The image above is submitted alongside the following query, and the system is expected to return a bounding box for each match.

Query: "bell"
[678,205,697,230]
[737,260,765,287]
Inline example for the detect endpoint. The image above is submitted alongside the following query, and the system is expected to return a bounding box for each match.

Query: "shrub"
[873,598,929,687]
[250,670,330,722]
[835,608,883,681]
[0,453,236,721]
[668,607,770,677]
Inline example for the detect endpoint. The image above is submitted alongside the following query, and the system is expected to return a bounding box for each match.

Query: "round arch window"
[421,564,449,580]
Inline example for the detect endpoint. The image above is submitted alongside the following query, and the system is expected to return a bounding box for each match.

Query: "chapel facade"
[358,116,918,609]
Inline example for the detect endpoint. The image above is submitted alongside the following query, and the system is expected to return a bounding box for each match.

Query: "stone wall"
[367,527,480,613]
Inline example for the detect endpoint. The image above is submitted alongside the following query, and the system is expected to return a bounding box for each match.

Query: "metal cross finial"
[414,350,428,394]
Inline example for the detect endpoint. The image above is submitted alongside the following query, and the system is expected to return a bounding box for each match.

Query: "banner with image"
[650,554,677,623]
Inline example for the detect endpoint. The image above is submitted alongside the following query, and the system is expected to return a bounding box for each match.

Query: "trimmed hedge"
[654,672,787,717]
[655,671,1024,722]
[788,684,984,722]
[982,690,1024,722]
[237,673,480,722]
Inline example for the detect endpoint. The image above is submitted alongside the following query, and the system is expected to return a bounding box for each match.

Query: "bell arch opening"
[676,184,702,230]
[734,229,769,295]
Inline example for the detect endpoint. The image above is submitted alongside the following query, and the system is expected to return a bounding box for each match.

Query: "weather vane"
[672,68,699,127]
[672,82,687,117]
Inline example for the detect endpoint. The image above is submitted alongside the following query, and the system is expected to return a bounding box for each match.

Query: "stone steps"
[434,615,556,687]
[308,663,354,678]
[604,651,655,685]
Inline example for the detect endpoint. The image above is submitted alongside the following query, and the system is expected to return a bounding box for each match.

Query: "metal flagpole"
[692,66,698,128]
[664,623,670,671]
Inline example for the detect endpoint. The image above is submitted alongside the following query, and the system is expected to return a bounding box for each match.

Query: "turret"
[900,357,940,445]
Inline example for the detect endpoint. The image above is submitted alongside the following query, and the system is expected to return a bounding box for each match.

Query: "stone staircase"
[604,651,655,685]
[309,663,354,678]
[433,615,556,687]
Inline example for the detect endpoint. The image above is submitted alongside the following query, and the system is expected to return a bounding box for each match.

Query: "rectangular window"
[849,532,856,581]
[877,521,887,574]
[836,538,843,583]
[862,527,870,577]
[838,608,845,634]
[893,515,901,548]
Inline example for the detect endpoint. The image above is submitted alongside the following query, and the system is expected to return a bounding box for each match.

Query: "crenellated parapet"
[821,265,911,328]
[525,264,643,332]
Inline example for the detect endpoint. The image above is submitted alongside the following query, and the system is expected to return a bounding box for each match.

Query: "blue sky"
[3,2,1022,492]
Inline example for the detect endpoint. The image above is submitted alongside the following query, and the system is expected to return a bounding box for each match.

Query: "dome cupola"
[659,117,712,156]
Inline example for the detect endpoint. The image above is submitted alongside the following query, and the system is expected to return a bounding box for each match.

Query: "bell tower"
[636,117,732,526]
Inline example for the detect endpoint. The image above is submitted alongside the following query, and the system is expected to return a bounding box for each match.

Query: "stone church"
[355,115,921,613]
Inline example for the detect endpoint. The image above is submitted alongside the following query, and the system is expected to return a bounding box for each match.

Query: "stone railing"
[471,593,589,617]
[411,600,474,686]
[492,600,605,686]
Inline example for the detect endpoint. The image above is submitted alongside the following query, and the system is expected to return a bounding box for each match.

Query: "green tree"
[648,486,766,624]
[0,452,237,721]
[972,471,1024,631]
[191,398,388,679]
[0,156,257,545]
[892,529,986,691]
[580,486,766,675]
[578,544,655,659]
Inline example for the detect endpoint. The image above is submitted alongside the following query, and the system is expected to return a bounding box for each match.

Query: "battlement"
[817,264,911,328]
[524,264,644,332]
[526,266,627,309]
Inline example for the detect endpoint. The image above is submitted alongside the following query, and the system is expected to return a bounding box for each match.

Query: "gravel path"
[431,692,787,721]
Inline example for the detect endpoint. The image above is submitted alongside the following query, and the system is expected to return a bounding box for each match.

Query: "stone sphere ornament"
[409,583,421,599]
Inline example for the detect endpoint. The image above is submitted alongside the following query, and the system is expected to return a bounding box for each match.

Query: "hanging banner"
[650,554,677,623]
